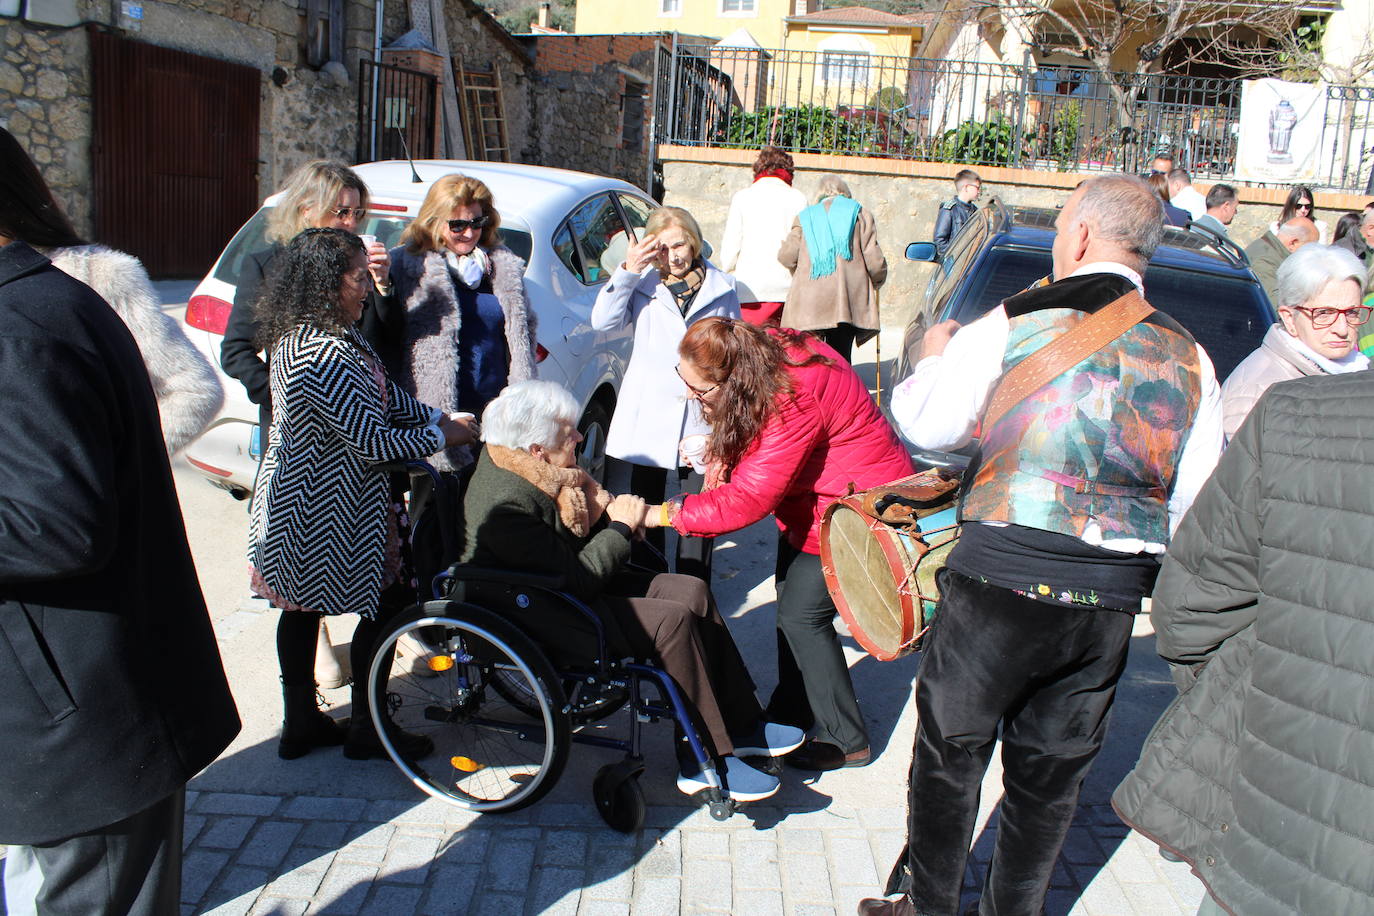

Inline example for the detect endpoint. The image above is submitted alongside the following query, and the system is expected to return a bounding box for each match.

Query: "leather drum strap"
[982,290,1155,431]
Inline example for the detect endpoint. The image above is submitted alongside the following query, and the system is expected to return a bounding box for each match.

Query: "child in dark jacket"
[933,169,982,260]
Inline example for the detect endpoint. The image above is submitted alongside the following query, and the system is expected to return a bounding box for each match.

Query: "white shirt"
[890,262,1224,554]
[1171,185,1207,222]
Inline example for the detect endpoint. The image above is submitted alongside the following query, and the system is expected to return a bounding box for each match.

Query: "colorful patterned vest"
[960,275,1202,545]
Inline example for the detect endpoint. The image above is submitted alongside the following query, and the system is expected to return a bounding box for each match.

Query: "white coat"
[591,262,740,468]
[717,177,808,303]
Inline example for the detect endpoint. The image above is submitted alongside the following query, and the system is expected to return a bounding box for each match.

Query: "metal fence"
[656,42,1374,192]
[357,59,439,164]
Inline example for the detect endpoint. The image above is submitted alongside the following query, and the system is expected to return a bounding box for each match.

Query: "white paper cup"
[680,434,708,473]
[358,233,378,250]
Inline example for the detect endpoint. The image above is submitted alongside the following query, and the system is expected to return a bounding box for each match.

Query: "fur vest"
[49,245,223,454]
[390,244,538,471]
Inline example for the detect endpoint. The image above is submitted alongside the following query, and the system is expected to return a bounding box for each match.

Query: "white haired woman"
[777,175,887,364]
[459,380,803,802]
[591,206,739,580]
[1221,244,1370,438]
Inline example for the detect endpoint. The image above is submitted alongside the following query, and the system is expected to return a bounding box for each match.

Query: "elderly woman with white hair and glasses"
[1221,243,1371,438]
[591,205,739,581]
[777,174,887,364]
[459,380,803,803]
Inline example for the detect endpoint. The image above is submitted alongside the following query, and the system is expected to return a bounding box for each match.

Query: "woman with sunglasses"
[644,318,914,771]
[388,174,536,477]
[590,206,740,581]
[1222,243,1369,438]
[222,159,397,690]
[1270,185,1328,244]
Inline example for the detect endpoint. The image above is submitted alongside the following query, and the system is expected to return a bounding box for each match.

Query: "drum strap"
[982,290,1155,431]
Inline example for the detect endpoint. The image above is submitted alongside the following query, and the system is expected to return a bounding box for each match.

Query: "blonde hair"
[644,206,703,260]
[815,174,852,204]
[401,174,501,253]
[265,160,370,244]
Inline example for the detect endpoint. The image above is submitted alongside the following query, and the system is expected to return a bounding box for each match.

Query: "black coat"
[0,242,240,845]
[933,197,977,260]
[220,244,402,428]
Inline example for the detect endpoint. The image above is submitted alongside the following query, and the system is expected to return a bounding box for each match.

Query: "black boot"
[342,678,434,761]
[278,681,348,760]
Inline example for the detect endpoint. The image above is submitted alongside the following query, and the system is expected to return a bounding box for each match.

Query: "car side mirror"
[905,242,937,262]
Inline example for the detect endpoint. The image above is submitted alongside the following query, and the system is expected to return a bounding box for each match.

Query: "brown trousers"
[602,573,763,758]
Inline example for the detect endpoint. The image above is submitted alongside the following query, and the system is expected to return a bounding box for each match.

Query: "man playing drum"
[863,175,1224,916]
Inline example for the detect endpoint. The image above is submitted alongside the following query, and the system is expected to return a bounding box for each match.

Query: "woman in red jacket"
[646,317,913,770]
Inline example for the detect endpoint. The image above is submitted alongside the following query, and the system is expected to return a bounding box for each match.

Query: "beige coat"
[778,203,887,340]
[1220,323,1369,437]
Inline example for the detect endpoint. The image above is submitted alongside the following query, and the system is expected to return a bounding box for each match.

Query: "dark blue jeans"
[905,569,1133,916]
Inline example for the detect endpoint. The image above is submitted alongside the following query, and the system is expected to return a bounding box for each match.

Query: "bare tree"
[954,0,1312,129]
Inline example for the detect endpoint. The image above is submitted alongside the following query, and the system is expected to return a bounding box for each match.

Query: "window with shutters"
[305,0,344,68]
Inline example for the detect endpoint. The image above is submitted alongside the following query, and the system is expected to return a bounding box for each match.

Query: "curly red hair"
[678,318,829,471]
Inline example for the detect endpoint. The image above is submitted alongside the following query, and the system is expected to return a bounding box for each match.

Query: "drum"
[820,499,959,661]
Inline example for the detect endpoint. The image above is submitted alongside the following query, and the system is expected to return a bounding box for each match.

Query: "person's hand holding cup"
[679,434,709,474]
[358,233,391,288]
[438,411,478,447]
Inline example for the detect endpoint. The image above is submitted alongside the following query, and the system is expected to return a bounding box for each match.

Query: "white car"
[183,160,658,497]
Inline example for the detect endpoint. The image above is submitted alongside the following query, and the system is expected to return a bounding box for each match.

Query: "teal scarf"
[799,196,861,279]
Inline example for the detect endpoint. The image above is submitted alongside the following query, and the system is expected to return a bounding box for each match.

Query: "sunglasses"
[448,215,492,233]
[675,364,719,398]
[327,207,367,220]
[1292,305,1372,328]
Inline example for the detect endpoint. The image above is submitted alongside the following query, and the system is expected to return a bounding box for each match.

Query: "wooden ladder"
[454,57,510,162]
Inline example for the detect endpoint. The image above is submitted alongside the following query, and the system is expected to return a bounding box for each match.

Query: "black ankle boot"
[342,684,434,761]
[278,682,348,760]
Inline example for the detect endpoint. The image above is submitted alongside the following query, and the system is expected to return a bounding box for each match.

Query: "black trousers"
[613,458,714,582]
[765,535,869,754]
[904,569,1132,916]
[814,323,860,364]
[3,790,185,916]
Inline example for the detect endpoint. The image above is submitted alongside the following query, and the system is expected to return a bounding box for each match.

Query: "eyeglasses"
[1296,202,1313,211]
[327,207,367,220]
[675,364,719,398]
[447,215,491,233]
[1292,305,1372,328]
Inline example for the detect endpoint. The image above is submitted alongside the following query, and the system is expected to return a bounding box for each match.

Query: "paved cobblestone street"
[179,788,1205,916]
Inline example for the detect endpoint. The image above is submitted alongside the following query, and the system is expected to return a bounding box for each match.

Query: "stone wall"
[430,0,537,165]
[661,145,1374,329]
[1,0,378,240]
[2,25,95,233]
[522,34,661,191]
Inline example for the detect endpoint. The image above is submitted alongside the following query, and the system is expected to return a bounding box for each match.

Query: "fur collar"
[486,444,611,536]
[391,244,539,472]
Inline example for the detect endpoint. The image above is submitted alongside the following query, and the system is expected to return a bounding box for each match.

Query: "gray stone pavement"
[1,309,1209,916]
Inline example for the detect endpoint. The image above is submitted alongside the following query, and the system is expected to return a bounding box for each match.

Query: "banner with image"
[1234,78,1326,184]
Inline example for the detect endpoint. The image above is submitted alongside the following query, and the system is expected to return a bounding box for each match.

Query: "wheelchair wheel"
[368,601,571,813]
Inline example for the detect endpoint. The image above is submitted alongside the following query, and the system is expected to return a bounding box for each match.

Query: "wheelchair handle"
[372,459,443,488]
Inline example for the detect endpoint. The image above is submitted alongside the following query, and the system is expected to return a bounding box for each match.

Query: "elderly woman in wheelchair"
[365,380,802,828]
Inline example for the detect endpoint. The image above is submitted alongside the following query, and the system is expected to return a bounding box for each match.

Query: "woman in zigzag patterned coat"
[247,229,477,762]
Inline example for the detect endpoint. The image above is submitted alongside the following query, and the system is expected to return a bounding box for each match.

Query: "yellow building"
[574,0,816,48]
[776,7,926,107]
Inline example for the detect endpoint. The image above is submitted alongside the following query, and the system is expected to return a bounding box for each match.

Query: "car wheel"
[577,398,612,485]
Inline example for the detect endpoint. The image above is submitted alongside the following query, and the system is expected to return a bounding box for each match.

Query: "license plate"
[249,425,262,459]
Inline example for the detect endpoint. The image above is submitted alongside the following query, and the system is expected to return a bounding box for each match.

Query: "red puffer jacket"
[673,335,913,553]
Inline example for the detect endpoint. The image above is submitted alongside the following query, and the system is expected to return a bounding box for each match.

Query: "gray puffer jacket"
[1113,373,1374,916]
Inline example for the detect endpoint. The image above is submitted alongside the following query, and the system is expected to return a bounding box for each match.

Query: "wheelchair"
[362,463,746,833]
